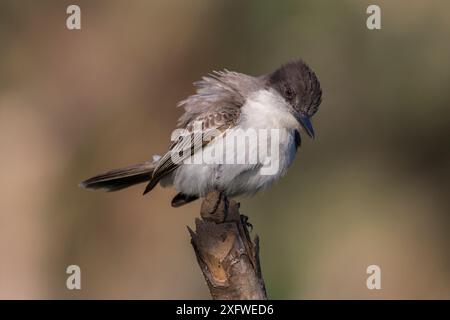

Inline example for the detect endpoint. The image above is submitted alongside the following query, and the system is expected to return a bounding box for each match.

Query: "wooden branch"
[188,191,267,300]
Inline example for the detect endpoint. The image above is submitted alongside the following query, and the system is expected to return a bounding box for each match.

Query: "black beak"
[299,115,315,139]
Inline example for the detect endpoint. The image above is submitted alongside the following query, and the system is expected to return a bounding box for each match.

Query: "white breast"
[170,89,300,197]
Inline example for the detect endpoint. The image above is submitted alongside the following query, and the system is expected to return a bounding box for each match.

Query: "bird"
[80,59,322,207]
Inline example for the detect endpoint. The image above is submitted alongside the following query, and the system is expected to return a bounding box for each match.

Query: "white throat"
[239,89,300,130]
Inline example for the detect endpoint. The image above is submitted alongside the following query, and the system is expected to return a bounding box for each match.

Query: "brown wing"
[142,110,239,194]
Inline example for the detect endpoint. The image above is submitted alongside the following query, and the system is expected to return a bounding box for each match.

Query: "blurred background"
[0,0,449,299]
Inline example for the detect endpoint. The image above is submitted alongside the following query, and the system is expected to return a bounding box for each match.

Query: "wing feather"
[143,70,261,194]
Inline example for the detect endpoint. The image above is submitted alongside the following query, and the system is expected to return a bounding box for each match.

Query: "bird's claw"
[240,214,253,232]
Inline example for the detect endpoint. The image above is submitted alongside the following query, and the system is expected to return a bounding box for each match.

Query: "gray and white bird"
[80,60,322,207]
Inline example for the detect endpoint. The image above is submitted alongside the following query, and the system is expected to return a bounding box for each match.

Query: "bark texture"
[188,191,267,300]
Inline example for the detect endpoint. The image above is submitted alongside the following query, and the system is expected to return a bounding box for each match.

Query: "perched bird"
[80,60,322,207]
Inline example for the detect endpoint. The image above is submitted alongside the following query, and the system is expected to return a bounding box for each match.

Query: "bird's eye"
[285,87,295,99]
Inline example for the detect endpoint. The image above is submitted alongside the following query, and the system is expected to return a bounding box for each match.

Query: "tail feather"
[80,161,156,192]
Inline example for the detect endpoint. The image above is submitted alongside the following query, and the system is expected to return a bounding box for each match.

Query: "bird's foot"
[240,214,253,232]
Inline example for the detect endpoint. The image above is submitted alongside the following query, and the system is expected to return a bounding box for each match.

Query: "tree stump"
[188,191,267,300]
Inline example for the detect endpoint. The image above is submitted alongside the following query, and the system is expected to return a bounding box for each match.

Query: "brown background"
[0,0,449,299]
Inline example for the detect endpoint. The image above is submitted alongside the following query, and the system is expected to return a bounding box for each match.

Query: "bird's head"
[268,60,322,138]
